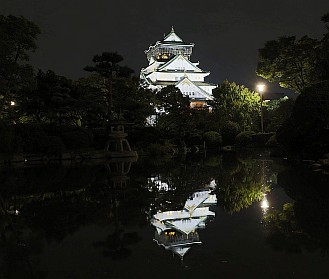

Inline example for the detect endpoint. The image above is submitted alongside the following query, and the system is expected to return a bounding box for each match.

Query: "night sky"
[2,0,329,93]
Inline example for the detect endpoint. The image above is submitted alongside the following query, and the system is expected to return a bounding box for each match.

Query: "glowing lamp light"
[261,199,269,209]
[261,195,269,214]
[10,101,15,106]
[257,84,266,93]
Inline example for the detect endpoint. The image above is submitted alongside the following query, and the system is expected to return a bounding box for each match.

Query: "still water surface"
[0,149,328,279]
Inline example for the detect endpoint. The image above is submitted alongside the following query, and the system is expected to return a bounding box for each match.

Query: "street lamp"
[257,84,266,133]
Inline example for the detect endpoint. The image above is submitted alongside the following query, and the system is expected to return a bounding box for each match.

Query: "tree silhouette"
[0,15,40,120]
[84,52,134,121]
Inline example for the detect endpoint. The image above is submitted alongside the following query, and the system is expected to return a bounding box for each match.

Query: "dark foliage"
[276,81,329,158]
[0,123,93,154]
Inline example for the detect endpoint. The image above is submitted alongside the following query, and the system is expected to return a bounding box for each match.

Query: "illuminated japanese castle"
[140,27,216,108]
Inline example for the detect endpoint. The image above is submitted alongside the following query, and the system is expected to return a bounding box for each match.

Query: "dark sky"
[2,0,329,92]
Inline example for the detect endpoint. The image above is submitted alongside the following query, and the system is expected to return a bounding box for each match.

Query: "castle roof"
[163,27,183,42]
[158,54,203,72]
[176,77,214,100]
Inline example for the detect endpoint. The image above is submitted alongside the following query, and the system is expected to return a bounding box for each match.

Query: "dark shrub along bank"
[276,81,329,158]
[0,123,93,155]
[221,121,241,145]
[251,132,275,146]
[203,131,222,149]
[43,125,93,150]
[235,131,255,147]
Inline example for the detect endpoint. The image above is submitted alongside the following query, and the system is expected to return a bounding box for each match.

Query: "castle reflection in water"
[149,180,217,259]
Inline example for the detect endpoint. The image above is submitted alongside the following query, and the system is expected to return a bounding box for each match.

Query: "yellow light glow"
[261,195,269,215]
[261,199,269,209]
[257,84,266,93]
[10,101,15,106]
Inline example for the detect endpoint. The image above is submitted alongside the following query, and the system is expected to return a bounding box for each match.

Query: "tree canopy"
[257,36,318,93]
[256,13,329,157]
[211,80,261,131]
[155,86,192,145]
[84,52,134,120]
[0,15,40,119]
[256,14,329,93]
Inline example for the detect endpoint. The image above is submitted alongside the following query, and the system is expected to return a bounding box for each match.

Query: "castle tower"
[140,27,216,108]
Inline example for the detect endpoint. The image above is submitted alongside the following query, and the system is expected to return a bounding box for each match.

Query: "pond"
[0,149,329,279]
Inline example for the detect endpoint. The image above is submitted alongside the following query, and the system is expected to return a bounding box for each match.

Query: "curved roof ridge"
[163,27,183,42]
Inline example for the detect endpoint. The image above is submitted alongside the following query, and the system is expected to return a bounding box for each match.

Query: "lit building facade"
[140,27,216,108]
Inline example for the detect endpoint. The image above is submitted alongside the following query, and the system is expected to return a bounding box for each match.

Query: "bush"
[0,122,16,153]
[15,124,49,153]
[187,133,203,146]
[43,125,93,150]
[308,131,329,158]
[203,131,222,148]
[61,127,93,150]
[0,123,94,155]
[235,131,255,146]
[129,127,161,145]
[277,81,329,157]
[221,121,241,145]
[147,143,176,156]
[39,136,66,155]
